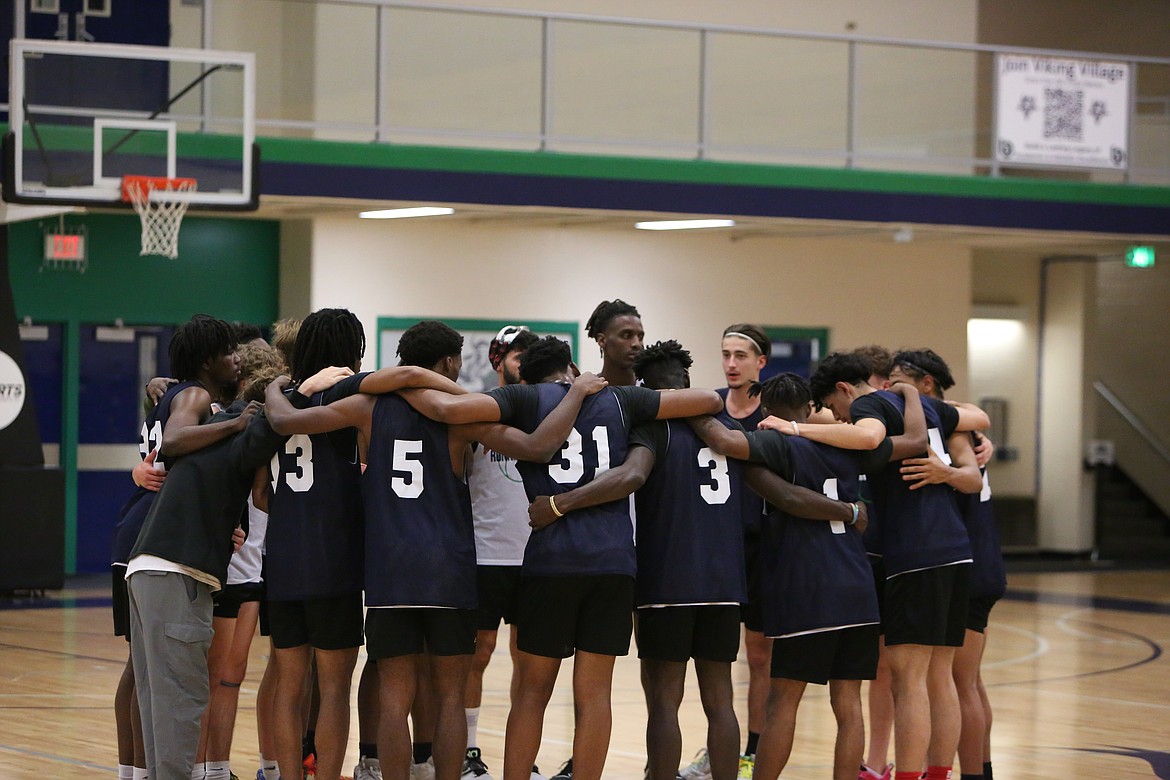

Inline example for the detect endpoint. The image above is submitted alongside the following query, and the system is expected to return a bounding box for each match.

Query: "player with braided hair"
[585,299,643,387]
[290,308,367,383]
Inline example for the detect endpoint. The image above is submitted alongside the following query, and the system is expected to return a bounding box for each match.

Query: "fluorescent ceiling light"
[359,207,455,219]
[635,219,735,231]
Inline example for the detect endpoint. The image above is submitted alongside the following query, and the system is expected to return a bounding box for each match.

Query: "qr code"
[1044,88,1083,140]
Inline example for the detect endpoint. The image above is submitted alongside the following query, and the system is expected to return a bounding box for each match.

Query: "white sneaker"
[530,770,546,780]
[354,757,383,780]
[679,749,712,780]
[411,758,436,780]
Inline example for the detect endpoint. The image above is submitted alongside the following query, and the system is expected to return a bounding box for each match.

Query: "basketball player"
[263,322,608,780]
[714,324,770,779]
[585,299,644,386]
[888,350,1007,780]
[111,315,243,780]
[767,352,985,780]
[463,325,543,780]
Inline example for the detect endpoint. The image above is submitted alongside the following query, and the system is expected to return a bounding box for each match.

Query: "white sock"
[119,765,134,780]
[132,768,149,780]
[190,762,206,780]
[465,706,480,750]
[260,757,281,780]
[205,762,231,780]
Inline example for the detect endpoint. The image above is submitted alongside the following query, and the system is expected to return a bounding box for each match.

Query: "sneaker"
[736,754,753,780]
[256,771,265,780]
[355,757,383,780]
[550,758,572,780]
[303,754,317,780]
[462,748,492,780]
[679,749,712,780]
[411,757,436,780]
[857,764,893,780]
[530,767,546,780]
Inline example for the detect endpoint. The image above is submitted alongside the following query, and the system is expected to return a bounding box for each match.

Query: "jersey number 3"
[697,447,731,505]
[271,435,314,492]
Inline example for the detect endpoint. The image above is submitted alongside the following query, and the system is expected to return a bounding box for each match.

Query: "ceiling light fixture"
[635,219,736,231]
[359,207,455,219]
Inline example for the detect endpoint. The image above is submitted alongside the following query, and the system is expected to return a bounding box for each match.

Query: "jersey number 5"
[391,439,424,498]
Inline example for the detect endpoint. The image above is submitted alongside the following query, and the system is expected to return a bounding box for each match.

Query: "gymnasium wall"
[300,212,973,399]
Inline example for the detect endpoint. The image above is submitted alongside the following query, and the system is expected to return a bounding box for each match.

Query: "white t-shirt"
[467,443,531,566]
[226,495,266,585]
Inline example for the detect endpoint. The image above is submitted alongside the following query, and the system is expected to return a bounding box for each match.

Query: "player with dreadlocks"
[266,311,468,780]
[689,372,930,780]
[585,299,644,387]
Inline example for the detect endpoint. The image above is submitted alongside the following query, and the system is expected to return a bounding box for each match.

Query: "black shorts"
[475,566,523,630]
[111,566,130,640]
[741,531,764,632]
[966,595,999,633]
[365,608,477,659]
[635,605,741,663]
[267,592,364,650]
[884,564,970,647]
[770,624,880,684]
[213,582,264,618]
[516,574,634,659]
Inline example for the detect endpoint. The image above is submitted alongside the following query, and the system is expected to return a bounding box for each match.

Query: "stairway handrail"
[1093,380,1170,466]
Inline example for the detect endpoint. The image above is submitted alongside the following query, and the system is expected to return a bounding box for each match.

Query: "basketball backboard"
[4,38,257,211]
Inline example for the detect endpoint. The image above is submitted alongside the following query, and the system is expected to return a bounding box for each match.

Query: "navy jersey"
[958,450,1008,600]
[111,380,201,566]
[717,387,767,534]
[266,373,369,600]
[491,383,661,577]
[746,430,879,637]
[630,416,748,607]
[362,393,474,608]
[852,391,972,577]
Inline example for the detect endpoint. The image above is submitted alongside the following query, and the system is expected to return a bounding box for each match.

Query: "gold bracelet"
[549,495,564,518]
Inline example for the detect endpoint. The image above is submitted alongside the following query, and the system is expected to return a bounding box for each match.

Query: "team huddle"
[110,300,1006,780]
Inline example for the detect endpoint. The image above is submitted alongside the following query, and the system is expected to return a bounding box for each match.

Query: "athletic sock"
[466,707,481,751]
[260,757,280,780]
[360,742,379,760]
[413,742,433,764]
[983,763,993,780]
[205,763,230,780]
[191,762,207,780]
[119,764,134,780]
[132,768,149,780]
[744,732,760,757]
[924,766,953,780]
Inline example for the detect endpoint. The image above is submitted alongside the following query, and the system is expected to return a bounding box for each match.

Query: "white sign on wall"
[0,350,28,431]
[995,54,1129,170]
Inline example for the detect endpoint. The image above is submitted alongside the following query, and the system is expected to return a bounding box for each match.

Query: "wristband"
[549,495,564,518]
[792,421,800,437]
[848,502,859,526]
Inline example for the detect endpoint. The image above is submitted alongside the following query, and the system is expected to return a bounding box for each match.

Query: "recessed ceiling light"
[635,219,736,231]
[359,207,455,219]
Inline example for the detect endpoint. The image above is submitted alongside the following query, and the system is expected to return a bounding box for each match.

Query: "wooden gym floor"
[2,568,1169,779]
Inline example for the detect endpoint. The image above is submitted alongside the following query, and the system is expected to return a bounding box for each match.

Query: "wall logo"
[0,350,28,431]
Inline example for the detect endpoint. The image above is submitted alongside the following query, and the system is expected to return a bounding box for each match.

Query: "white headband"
[723,331,764,353]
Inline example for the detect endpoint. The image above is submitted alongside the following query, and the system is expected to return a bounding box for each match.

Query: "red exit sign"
[44,233,87,261]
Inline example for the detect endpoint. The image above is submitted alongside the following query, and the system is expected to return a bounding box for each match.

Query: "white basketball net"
[126,179,196,259]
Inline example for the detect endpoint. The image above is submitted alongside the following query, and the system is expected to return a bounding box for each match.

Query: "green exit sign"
[1126,246,1156,268]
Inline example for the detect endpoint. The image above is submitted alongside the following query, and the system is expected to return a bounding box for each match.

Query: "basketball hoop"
[122,175,197,259]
